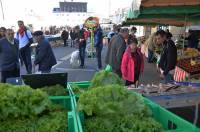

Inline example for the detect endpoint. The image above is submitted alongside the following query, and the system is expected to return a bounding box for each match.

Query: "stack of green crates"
[67,81,200,132]
[49,96,79,132]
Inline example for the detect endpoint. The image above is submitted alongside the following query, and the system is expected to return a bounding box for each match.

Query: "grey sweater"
[105,34,126,71]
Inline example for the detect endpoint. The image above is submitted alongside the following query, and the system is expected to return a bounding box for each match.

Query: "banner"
[84,17,99,29]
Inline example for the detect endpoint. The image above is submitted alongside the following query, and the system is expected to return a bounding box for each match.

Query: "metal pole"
[183,14,187,49]
[0,0,4,20]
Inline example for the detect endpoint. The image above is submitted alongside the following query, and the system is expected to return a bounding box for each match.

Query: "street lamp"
[0,0,5,20]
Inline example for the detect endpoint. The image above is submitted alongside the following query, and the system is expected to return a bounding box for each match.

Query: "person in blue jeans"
[78,27,86,68]
[94,26,103,70]
[15,20,33,74]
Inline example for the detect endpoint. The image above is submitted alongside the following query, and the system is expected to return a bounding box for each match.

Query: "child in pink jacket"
[121,37,144,86]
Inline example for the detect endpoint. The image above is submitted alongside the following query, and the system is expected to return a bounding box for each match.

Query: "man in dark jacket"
[186,30,199,49]
[33,31,57,73]
[0,29,20,83]
[94,26,103,70]
[105,28,129,77]
[156,30,177,83]
[70,29,76,47]
[61,29,69,47]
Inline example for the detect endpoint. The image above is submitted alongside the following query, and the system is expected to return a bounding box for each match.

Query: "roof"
[141,0,200,7]
[124,18,192,26]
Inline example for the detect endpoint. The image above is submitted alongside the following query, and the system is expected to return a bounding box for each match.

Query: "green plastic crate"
[67,81,91,98]
[105,64,112,72]
[49,96,79,132]
[68,81,200,132]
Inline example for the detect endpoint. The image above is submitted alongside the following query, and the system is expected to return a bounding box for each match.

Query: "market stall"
[124,0,200,127]
[174,48,200,82]
[67,69,200,131]
[128,83,200,126]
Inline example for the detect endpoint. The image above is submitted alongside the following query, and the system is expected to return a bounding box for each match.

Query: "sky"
[0,0,132,27]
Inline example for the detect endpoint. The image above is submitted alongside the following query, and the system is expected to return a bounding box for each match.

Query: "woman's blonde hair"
[144,33,157,51]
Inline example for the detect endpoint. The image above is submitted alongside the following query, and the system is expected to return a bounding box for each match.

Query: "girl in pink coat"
[121,37,144,86]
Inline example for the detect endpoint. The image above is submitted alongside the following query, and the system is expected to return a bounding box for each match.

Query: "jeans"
[63,39,67,46]
[148,49,154,63]
[71,39,75,47]
[96,45,103,69]
[79,45,86,67]
[20,47,32,74]
[1,67,20,83]
[161,74,174,84]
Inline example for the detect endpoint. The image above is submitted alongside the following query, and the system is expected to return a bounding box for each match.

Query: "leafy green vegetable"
[90,70,124,88]
[78,85,151,117]
[0,110,67,132]
[77,85,163,132]
[0,83,68,131]
[40,84,68,96]
[0,84,52,120]
[85,115,163,132]
[71,84,89,95]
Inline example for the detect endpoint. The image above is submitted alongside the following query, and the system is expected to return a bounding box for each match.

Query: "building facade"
[53,1,93,27]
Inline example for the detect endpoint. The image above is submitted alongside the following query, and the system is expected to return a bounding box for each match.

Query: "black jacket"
[159,40,177,75]
[34,38,57,71]
[186,34,199,49]
[0,38,19,71]
[61,30,69,40]
[70,31,76,40]
[78,28,86,47]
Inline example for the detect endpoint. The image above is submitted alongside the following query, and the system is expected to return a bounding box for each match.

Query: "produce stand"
[49,96,78,132]
[67,81,200,132]
[5,73,81,132]
[0,82,78,132]
[173,48,200,82]
[128,83,200,127]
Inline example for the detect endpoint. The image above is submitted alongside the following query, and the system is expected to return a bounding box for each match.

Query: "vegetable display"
[177,58,200,75]
[77,85,163,132]
[0,83,67,131]
[40,84,68,96]
[71,84,89,95]
[90,70,124,88]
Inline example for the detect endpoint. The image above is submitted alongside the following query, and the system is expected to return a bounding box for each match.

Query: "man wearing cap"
[105,28,129,77]
[33,31,57,73]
